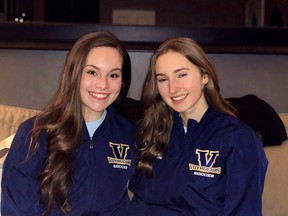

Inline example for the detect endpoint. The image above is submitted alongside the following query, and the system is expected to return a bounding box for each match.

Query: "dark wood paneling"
[99,0,246,26]
[1,22,288,54]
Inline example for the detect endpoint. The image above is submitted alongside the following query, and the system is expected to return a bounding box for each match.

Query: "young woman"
[1,31,136,215]
[129,37,268,215]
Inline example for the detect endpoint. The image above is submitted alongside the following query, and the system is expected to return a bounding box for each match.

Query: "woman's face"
[155,51,209,123]
[80,46,122,121]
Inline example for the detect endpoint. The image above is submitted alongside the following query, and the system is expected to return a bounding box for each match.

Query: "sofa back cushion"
[0,104,39,142]
[262,113,288,215]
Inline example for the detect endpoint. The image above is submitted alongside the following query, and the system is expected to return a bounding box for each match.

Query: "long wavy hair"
[137,37,235,177]
[28,31,131,215]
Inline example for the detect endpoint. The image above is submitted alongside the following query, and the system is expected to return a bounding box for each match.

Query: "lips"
[89,91,109,99]
[171,94,188,101]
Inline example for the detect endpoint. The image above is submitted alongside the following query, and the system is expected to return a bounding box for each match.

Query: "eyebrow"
[156,67,189,76]
[84,64,99,70]
[174,67,189,73]
[84,64,122,72]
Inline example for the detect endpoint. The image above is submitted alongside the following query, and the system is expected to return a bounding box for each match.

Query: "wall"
[99,0,245,26]
[0,49,287,113]
[99,0,288,27]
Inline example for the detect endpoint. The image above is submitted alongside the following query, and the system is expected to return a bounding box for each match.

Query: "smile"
[89,91,109,99]
[171,94,187,101]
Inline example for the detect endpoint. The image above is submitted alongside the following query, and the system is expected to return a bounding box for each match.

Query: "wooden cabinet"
[3,0,99,23]
[1,0,44,22]
[44,0,99,23]
[0,0,7,21]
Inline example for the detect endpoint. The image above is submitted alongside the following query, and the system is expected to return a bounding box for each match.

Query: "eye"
[156,74,168,83]
[178,73,187,78]
[156,77,167,83]
[86,70,97,76]
[109,72,121,79]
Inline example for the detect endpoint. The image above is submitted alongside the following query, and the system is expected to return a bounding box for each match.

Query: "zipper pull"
[89,137,94,149]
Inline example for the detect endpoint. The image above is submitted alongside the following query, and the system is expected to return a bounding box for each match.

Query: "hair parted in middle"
[28,31,131,216]
[136,37,235,177]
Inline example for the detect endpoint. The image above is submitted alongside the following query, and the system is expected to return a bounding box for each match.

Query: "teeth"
[172,94,186,101]
[89,92,108,98]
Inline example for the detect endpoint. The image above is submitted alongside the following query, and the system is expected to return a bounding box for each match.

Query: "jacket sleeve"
[220,127,268,216]
[1,120,47,216]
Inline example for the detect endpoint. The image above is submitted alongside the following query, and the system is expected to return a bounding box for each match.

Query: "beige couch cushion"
[0,104,287,214]
[0,104,39,142]
[263,113,288,216]
[0,105,39,205]
[0,134,15,166]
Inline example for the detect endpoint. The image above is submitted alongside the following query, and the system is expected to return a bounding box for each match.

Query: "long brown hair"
[137,37,235,177]
[28,31,131,215]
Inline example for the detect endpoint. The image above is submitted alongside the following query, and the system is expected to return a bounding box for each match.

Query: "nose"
[96,75,108,90]
[168,80,180,94]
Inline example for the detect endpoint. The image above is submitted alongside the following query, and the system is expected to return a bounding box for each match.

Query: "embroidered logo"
[189,149,221,178]
[107,142,132,169]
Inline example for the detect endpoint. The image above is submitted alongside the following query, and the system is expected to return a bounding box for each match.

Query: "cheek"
[79,80,86,99]
[80,74,89,89]
[112,80,122,93]
[156,83,167,98]
[185,77,203,91]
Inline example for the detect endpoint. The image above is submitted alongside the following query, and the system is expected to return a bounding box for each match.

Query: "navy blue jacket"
[1,106,136,215]
[129,106,268,216]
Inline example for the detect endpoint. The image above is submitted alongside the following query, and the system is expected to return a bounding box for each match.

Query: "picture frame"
[112,9,155,25]
[0,0,7,21]
[245,0,265,26]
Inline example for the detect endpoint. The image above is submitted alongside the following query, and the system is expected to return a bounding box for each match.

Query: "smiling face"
[155,51,209,124]
[80,46,123,121]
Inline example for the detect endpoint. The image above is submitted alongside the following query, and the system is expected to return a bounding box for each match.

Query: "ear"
[202,74,209,85]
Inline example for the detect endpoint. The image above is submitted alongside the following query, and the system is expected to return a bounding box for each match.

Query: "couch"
[0,104,39,204]
[0,103,287,216]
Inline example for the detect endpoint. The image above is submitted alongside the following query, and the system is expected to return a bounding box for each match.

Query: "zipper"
[184,125,188,145]
[184,132,188,146]
[89,137,94,149]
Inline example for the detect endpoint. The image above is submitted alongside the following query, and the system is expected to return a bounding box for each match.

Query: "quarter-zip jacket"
[1,106,137,216]
[129,106,268,216]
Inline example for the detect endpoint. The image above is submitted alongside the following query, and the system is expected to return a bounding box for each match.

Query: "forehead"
[155,51,195,71]
[86,46,123,64]
[157,51,189,63]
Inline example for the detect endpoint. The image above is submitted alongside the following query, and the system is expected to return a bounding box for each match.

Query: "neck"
[181,98,208,126]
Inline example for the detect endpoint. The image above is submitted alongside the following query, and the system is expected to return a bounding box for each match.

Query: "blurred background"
[0,0,287,27]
